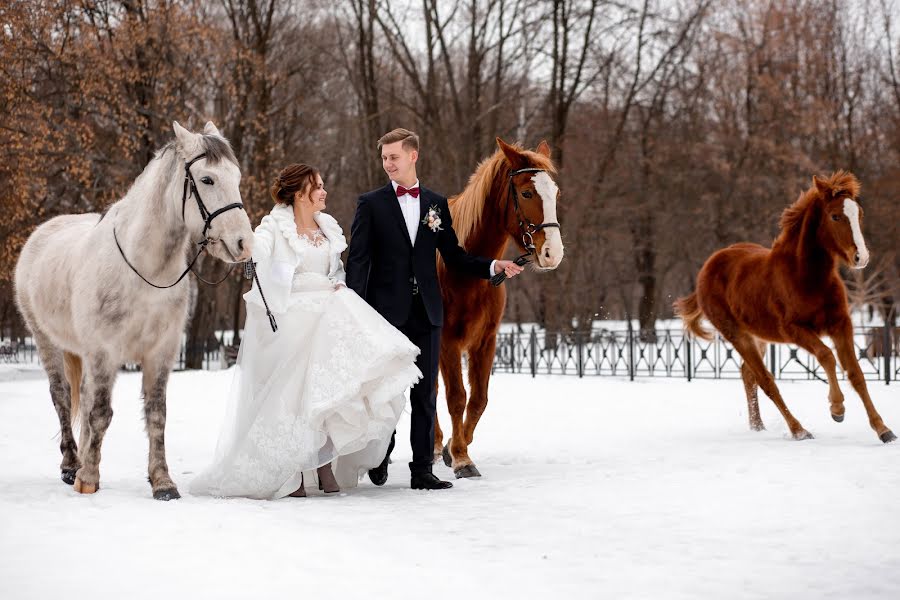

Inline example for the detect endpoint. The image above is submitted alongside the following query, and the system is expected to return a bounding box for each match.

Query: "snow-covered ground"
[1,368,898,600]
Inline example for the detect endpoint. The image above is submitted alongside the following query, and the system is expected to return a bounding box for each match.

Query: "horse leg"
[741,339,765,431]
[783,325,846,422]
[32,330,80,484]
[433,414,445,464]
[74,355,117,494]
[831,324,895,443]
[432,370,444,463]
[456,333,498,476]
[142,360,180,500]
[730,333,812,440]
[439,342,472,476]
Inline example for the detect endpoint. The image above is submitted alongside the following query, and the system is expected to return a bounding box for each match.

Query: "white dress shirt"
[391,180,497,277]
[392,179,422,246]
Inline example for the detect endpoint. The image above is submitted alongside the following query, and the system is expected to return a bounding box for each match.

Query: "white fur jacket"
[243,204,347,315]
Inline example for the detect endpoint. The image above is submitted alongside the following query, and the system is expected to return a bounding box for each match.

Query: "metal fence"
[3,324,897,383]
[0,335,234,372]
[491,325,898,383]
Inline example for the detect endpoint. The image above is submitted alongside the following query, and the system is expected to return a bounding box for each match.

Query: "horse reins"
[112,153,278,331]
[490,167,561,287]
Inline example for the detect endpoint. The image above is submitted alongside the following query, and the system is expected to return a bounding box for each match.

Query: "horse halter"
[490,167,561,287]
[181,152,245,238]
[113,152,246,290]
[507,167,561,251]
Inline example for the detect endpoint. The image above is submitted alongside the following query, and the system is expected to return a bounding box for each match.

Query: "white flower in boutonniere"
[422,205,443,233]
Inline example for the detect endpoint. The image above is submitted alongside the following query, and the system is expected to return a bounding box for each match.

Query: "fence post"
[770,344,777,379]
[512,329,518,373]
[885,321,892,386]
[686,336,692,382]
[529,326,537,378]
[577,331,584,378]
[627,320,635,382]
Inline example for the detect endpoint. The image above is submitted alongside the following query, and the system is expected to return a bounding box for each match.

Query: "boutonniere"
[422,205,443,233]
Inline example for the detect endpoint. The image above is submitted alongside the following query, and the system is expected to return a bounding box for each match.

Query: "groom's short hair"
[378,128,419,153]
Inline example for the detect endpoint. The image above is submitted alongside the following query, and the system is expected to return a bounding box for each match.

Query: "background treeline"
[2,0,898,364]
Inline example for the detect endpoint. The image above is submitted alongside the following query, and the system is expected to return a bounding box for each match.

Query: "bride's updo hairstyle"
[271,163,320,206]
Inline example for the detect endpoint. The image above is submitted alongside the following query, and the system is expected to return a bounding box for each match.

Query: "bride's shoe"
[288,474,306,498]
[317,463,340,494]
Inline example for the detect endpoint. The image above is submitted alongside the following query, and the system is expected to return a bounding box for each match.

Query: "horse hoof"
[454,464,481,479]
[879,430,897,444]
[73,477,98,494]
[750,423,766,432]
[442,444,452,468]
[832,413,845,423]
[153,488,181,501]
[61,469,78,485]
[793,430,814,441]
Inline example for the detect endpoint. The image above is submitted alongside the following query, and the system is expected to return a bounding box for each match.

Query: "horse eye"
[831,214,840,221]
[521,191,533,199]
[200,176,214,185]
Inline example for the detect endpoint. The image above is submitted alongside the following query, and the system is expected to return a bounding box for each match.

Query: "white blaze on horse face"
[842,198,868,269]
[531,171,564,269]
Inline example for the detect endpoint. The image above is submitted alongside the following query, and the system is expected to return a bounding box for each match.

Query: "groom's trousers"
[394,293,442,475]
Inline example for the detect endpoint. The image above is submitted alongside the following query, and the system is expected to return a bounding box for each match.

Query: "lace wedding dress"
[190,233,421,499]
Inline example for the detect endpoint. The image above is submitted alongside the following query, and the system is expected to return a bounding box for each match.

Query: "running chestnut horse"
[435,138,565,477]
[675,171,895,443]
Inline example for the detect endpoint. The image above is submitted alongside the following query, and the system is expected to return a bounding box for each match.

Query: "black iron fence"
[3,324,897,383]
[492,324,898,383]
[0,335,232,372]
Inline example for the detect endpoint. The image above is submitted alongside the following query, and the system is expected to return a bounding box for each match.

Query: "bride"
[190,164,421,499]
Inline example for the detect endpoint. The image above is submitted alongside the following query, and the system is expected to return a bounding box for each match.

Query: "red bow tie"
[396,185,420,198]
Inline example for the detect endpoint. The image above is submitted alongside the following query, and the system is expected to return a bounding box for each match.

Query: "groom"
[346,128,523,490]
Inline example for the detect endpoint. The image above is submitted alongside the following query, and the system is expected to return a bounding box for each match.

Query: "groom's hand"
[493,260,524,279]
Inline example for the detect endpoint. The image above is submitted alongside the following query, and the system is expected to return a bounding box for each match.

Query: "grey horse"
[14,121,253,499]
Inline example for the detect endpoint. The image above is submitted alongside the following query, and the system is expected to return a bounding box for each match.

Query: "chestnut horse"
[435,138,565,478]
[675,171,895,443]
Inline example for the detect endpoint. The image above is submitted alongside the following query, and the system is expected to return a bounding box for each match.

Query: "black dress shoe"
[411,472,453,490]
[368,432,395,486]
[368,454,390,486]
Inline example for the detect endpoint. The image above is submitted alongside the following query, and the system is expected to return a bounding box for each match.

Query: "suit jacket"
[346,183,491,327]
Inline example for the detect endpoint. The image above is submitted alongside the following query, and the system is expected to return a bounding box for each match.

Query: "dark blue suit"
[346,183,491,474]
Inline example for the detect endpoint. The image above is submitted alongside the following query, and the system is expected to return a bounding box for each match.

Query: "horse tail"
[674,292,713,341]
[63,352,82,426]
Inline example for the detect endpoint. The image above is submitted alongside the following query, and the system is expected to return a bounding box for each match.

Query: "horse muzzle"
[534,240,564,270]
[208,234,253,263]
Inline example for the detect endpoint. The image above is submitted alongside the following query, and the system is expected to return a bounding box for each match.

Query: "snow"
[1,369,898,599]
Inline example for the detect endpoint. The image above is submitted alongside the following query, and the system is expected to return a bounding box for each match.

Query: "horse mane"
[114,132,239,218]
[775,170,860,247]
[158,133,239,166]
[451,144,556,246]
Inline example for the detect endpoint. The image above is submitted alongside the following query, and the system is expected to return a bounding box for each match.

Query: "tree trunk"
[185,259,226,369]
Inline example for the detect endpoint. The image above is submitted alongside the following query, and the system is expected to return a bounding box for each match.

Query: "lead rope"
[243,261,278,332]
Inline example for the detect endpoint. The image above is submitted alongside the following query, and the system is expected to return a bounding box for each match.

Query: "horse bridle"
[490,167,561,286]
[180,153,245,238]
[113,152,246,290]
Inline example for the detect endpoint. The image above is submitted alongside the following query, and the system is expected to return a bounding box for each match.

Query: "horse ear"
[812,175,831,197]
[496,137,526,170]
[173,121,193,145]
[203,121,221,137]
[536,140,551,157]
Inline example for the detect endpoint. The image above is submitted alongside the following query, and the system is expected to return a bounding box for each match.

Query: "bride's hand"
[333,281,346,291]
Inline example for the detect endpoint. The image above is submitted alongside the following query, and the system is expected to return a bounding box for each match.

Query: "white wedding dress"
[190,233,421,499]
